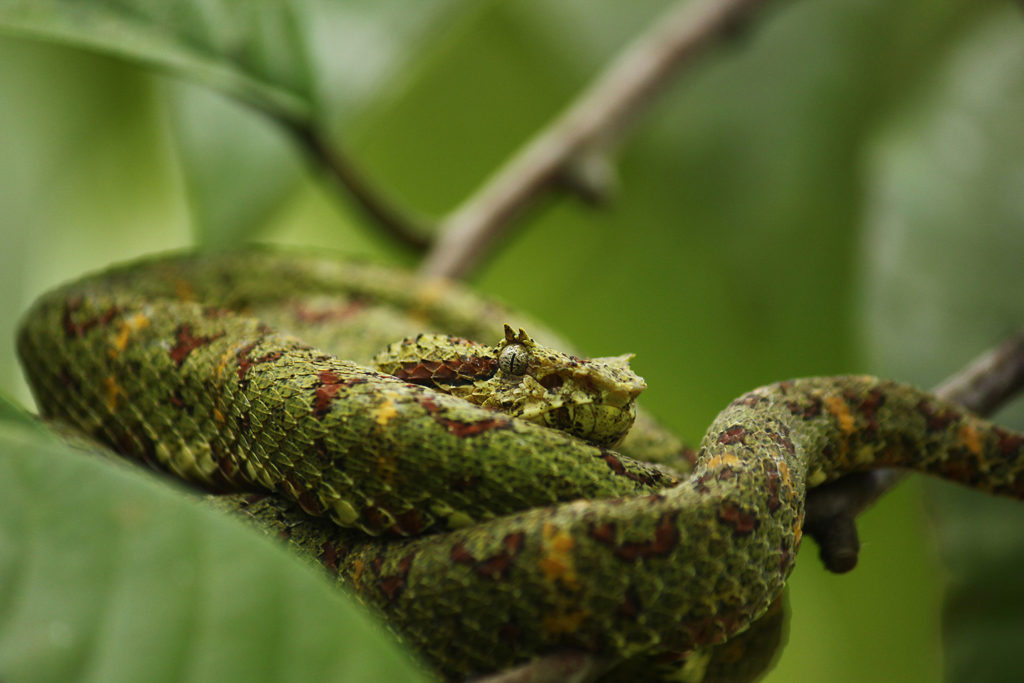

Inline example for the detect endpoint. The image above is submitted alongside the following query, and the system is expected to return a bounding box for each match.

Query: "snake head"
[375,324,647,447]
[491,324,646,447]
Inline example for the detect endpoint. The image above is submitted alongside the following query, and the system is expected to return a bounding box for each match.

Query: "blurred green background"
[1,0,1023,681]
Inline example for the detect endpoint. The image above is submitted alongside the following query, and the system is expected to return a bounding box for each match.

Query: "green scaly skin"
[17,250,1024,681]
[373,324,646,448]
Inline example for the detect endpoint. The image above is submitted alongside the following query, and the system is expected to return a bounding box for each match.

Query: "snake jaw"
[576,354,647,408]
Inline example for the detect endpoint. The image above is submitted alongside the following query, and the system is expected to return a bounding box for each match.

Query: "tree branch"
[419,0,770,279]
[283,120,433,252]
[932,331,1024,413]
[805,330,1024,572]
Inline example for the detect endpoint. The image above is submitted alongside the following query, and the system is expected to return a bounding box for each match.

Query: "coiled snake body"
[17,251,1024,680]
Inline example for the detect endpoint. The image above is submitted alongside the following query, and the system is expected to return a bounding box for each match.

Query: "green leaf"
[0,416,428,683]
[0,394,39,429]
[0,0,472,125]
[0,0,308,120]
[170,84,306,247]
[0,0,472,245]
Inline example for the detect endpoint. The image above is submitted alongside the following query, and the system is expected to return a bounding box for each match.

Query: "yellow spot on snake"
[374,396,399,426]
[824,395,855,434]
[542,609,589,635]
[109,313,150,357]
[539,523,579,590]
[705,452,742,470]
[958,423,983,456]
[213,408,225,423]
[104,376,122,412]
[777,460,791,483]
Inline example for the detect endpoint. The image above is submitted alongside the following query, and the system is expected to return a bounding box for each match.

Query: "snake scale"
[17,250,1024,681]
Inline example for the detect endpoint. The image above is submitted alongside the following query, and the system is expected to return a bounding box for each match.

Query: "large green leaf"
[0,396,428,683]
[0,0,309,119]
[0,0,471,245]
[0,0,467,125]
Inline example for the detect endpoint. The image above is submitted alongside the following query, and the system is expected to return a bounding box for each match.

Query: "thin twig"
[283,120,433,251]
[804,331,1024,571]
[933,332,1024,412]
[419,0,769,279]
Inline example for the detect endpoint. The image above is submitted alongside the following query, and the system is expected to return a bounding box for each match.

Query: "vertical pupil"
[501,345,527,375]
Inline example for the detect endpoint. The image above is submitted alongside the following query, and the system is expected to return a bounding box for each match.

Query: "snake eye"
[499,344,530,376]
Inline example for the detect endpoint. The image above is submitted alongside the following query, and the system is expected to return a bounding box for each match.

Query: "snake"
[16,249,1024,681]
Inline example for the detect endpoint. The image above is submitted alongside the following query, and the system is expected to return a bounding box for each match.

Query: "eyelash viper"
[16,250,1024,681]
